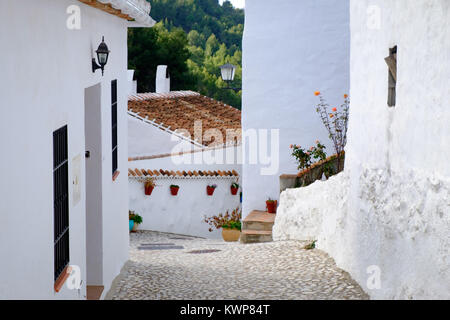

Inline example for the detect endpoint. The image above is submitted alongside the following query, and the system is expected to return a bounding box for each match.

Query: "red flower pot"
[266,200,277,214]
[230,186,239,195]
[144,185,154,196]
[170,186,179,196]
[206,186,216,196]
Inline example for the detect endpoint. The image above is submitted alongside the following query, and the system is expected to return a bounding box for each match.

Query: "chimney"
[127,70,137,95]
[156,65,170,93]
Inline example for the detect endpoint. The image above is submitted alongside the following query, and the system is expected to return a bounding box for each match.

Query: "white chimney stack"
[127,70,137,95]
[156,65,170,93]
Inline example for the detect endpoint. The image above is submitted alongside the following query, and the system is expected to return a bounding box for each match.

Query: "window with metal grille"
[111,80,118,175]
[53,125,69,281]
[385,46,397,107]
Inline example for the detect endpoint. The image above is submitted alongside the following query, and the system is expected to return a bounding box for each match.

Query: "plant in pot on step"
[170,184,180,196]
[144,177,156,196]
[206,184,217,196]
[230,182,239,195]
[203,208,242,242]
[266,198,277,214]
[131,213,143,232]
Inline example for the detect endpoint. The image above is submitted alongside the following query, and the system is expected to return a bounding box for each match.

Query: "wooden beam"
[78,0,133,21]
[384,55,397,82]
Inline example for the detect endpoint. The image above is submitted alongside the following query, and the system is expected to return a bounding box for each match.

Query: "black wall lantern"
[92,36,110,76]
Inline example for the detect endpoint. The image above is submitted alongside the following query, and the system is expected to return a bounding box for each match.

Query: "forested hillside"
[128,0,243,108]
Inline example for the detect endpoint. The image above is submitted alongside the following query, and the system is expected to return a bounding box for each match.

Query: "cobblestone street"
[107,231,369,300]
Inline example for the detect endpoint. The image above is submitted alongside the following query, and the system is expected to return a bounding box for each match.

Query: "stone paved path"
[107,231,369,300]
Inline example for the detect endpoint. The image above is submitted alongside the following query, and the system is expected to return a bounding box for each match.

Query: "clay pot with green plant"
[131,213,143,232]
[206,184,217,196]
[204,208,242,242]
[266,198,277,214]
[230,182,239,195]
[144,178,155,196]
[170,184,180,196]
[129,211,136,232]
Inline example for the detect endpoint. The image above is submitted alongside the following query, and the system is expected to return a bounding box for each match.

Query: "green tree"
[129,0,243,108]
[128,23,192,93]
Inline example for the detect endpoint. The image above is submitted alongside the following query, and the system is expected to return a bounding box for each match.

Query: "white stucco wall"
[242,0,350,217]
[274,0,450,299]
[128,116,202,157]
[129,148,242,238]
[0,0,130,299]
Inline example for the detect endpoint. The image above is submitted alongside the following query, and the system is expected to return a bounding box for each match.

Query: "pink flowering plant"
[290,140,327,171]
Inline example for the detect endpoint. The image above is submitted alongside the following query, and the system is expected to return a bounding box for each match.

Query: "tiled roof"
[129,91,200,100]
[128,168,239,178]
[78,0,155,26]
[128,91,241,147]
[296,151,345,178]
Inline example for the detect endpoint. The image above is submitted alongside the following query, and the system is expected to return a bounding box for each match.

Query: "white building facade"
[127,91,242,238]
[241,0,350,217]
[274,0,450,299]
[0,0,154,299]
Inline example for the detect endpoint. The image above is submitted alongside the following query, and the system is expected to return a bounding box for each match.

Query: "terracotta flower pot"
[170,186,179,196]
[132,222,138,232]
[145,185,154,195]
[206,186,215,196]
[230,186,239,195]
[222,228,240,242]
[266,200,277,214]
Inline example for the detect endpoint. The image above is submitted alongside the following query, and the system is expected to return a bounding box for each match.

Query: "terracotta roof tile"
[128,91,241,147]
[128,169,239,178]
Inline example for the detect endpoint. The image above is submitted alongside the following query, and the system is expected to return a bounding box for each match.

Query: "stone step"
[240,230,273,244]
[241,211,276,244]
[243,220,273,231]
[243,210,275,231]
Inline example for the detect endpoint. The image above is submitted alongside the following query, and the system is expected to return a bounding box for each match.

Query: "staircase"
[240,210,276,244]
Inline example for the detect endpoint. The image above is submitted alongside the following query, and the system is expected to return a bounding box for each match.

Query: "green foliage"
[303,240,317,250]
[129,0,243,108]
[222,220,241,231]
[132,214,143,225]
[203,208,242,232]
[290,141,328,172]
[128,23,193,93]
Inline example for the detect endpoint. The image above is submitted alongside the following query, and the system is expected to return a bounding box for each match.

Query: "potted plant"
[230,182,239,195]
[129,220,134,232]
[221,221,241,242]
[144,177,155,196]
[206,184,217,196]
[266,198,277,214]
[129,211,135,232]
[131,213,143,232]
[204,208,242,242]
[170,184,180,196]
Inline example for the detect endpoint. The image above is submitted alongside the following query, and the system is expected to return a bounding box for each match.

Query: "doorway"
[84,83,104,298]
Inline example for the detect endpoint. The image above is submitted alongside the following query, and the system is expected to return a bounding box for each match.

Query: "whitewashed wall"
[274,0,450,299]
[0,0,129,299]
[128,116,202,157]
[242,0,350,217]
[129,147,242,238]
